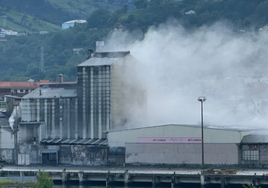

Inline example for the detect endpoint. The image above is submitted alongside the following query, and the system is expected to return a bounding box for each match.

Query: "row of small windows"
[11,89,32,94]
[242,150,259,161]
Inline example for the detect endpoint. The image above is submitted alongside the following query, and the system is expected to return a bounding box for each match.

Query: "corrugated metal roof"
[40,138,107,146]
[0,81,39,89]
[63,20,86,24]
[23,87,77,99]
[241,133,268,143]
[0,81,74,89]
[0,80,56,89]
[77,57,120,67]
[108,123,252,133]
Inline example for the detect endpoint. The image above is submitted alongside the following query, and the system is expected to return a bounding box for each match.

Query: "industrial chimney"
[96,41,104,52]
[87,49,94,59]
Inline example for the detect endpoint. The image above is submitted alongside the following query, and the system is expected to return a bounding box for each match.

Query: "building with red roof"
[0,80,50,100]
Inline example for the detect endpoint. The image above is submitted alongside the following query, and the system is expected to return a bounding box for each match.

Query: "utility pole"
[39,46,45,73]
[198,96,206,188]
[198,96,206,169]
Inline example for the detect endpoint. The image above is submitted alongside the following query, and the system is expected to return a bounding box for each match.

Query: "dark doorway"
[42,151,58,165]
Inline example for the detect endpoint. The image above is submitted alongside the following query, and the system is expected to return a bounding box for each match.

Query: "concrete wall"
[16,143,108,166]
[20,97,78,140]
[0,149,14,163]
[108,124,249,147]
[0,129,14,149]
[18,124,40,144]
[18,143,42,165]
[69,145,108,165]
[58,145,108,165]
[125,143,239,165]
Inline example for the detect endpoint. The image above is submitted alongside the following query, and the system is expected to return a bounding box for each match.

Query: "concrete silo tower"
[77,51,146,140]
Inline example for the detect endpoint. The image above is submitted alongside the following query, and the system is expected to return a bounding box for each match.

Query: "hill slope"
[0,0,130,33]
[1,0,268,82]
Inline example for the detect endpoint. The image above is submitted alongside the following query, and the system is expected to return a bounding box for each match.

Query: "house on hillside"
[61,20,87,30]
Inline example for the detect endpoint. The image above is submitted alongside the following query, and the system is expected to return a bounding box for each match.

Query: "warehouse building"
[108,124,253,165]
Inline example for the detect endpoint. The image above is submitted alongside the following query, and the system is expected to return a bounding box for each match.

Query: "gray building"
[240,133,268,167]
[108,124,252,165]
[77,51,145,140]
[1,51,144,166]
[20,83,78,141]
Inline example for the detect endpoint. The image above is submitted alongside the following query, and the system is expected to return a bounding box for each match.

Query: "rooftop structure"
[0,80,51,100]
[61,20,87,30]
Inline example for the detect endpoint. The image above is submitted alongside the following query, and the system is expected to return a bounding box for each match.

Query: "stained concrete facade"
[126,143,239,165]
[0,128,14,164]
[77,51,145,139]
[58,145,107,165]
[20,84,78,141]
[1,51,142,166]
[16,144,108,165]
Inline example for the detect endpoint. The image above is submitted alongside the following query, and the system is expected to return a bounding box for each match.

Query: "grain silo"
[77,51,145,140]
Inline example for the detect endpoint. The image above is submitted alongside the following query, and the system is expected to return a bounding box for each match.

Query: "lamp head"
[198,96,206,102]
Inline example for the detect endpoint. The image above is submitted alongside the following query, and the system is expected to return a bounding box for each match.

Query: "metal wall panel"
[77,65,111,139]
[108,124,249,147]
[126,143,239,165]
[20,97,78,140]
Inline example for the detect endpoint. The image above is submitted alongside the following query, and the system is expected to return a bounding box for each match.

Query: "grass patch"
[0,7,60,33]
[0,179,37,188]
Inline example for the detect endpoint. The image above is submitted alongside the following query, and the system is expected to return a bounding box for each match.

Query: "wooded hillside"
[1,0,268,81]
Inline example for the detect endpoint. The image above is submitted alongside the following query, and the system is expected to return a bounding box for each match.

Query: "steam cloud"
[104,20,268,129]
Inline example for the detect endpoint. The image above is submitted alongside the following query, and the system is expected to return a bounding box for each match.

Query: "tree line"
[1,0,268,81]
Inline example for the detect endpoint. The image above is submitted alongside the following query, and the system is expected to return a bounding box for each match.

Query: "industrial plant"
[0,49,268,168]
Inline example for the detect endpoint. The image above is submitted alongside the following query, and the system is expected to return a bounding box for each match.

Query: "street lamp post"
[198,96,206,169]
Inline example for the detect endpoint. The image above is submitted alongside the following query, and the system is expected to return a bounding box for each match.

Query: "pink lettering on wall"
[136,137,202,143]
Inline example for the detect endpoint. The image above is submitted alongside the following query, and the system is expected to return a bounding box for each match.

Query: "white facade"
[62,20,87,30]
[108,124,250,147]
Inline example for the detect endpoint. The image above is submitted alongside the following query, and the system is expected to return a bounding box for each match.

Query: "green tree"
[134,0,148,9]
[87,9,111,28]
[243,184,260,188]
[36,171,54,188]
[148,0,170,7]
[74,31,87,46]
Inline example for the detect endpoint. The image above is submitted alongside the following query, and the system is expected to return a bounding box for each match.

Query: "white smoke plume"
[104,20,268,129]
